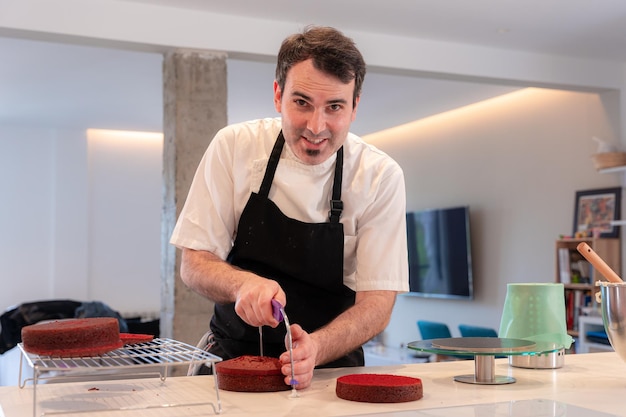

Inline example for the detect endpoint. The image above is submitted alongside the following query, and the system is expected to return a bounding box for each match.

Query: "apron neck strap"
[329,146,343,223]
[258,131,285,197]
[258,130,344,223]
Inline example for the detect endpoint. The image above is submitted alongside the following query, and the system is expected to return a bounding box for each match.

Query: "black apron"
[208,131,363,368]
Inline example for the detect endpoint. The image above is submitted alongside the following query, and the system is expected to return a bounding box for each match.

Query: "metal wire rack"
[18,338,222,416]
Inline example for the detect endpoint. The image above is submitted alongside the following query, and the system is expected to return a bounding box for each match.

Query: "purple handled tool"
[271,299,284,322]
[271,299,299,397]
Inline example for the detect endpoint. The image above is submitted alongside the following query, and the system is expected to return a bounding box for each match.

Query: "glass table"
[408,337,562,385]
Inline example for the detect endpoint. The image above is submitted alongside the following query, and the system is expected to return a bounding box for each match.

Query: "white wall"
[86,130,162,315]
[365,88,622,348]
[1,126,57,304]
[0,128,162,315]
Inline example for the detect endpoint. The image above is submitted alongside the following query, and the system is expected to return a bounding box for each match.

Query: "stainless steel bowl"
[599,282,626,362]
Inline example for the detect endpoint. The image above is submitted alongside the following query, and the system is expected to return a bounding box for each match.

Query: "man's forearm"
[180,248,247,304]
[180,248,286,328]
[311,290,396,366]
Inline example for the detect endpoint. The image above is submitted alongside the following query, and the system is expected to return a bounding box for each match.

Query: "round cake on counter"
[21,317,123,357]
[336,373,423,403]
[215,355,290,392]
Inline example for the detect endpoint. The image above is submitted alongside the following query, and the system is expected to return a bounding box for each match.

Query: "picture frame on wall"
[573,187,621,238]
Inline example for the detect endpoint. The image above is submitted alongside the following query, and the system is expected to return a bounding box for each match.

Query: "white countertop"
[1,352,625,417]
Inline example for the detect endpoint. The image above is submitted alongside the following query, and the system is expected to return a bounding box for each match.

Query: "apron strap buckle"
[329,199,343,223]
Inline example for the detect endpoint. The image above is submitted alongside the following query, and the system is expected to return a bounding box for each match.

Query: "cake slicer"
[271,299,299,398]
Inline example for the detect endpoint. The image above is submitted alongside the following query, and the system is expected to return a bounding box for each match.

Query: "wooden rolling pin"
[576,242,623,283]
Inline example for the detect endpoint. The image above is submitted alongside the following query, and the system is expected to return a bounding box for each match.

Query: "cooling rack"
[18,338,222,416]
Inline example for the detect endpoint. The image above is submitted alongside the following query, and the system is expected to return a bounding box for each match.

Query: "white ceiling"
[124,0,626,62]
[1,0,625,134]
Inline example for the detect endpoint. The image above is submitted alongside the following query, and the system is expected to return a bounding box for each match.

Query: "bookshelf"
[555,237,621,338]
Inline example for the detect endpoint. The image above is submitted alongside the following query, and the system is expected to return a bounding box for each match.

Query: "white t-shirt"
[170,118,409,293]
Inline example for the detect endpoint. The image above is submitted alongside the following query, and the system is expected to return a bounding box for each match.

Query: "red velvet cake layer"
[215,355,289,392]
[336,373,423,403]
[21,317,122,357]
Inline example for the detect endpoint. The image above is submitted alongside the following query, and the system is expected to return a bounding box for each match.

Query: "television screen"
[405,206,473,299]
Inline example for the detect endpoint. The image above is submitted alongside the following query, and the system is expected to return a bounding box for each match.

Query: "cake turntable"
[408,337,562,385]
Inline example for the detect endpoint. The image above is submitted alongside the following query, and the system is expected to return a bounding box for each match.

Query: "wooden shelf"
[563,283,593,291]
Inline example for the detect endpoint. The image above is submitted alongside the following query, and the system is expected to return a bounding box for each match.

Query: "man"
[170,26,408,389]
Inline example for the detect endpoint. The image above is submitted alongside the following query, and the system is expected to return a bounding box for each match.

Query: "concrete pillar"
[161,49,227,347]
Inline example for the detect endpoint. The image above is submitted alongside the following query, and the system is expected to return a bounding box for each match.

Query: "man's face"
[274,59,359,165]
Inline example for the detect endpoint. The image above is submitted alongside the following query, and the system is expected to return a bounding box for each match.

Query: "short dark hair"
[275,26,366,107]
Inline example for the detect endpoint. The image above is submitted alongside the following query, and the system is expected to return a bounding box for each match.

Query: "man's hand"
[279,324,317,389]
[234,277,285,327]
[281,290,397,391]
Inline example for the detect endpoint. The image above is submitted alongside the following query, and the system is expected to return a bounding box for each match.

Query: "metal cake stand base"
[453,355,515,385]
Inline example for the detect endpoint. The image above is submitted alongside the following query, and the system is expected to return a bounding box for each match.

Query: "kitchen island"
[0,351,624,416]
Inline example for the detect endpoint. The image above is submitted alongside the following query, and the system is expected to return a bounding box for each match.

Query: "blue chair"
[416,320,455,361]
[417,320,452,340]
[458,324,498,338]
